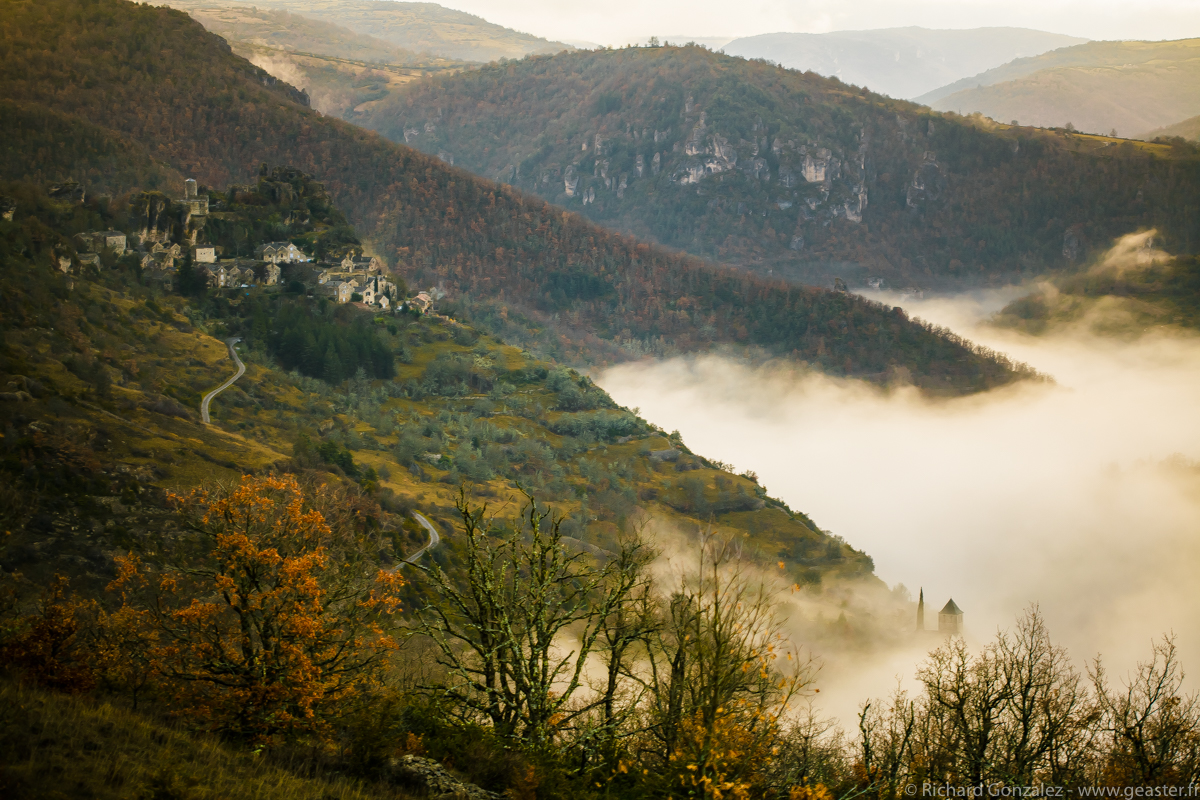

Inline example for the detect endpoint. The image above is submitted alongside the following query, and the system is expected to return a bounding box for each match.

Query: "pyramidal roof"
[940,599,963,615]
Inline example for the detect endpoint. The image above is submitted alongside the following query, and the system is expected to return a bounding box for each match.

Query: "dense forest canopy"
[358,45,1200,290]
[0,0,1033,393]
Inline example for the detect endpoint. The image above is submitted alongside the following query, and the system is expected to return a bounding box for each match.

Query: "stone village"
[66,178,436,315]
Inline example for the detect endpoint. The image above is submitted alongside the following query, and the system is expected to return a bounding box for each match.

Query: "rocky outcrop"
[802,154,826,183]
[1062,226,1084,262]
[564,165,579,197]
[387,755,503,800]
[905,151,943,211]
[844,185,867,223]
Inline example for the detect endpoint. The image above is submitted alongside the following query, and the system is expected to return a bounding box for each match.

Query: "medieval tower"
[938,599,964,636]
[915,589,963,636]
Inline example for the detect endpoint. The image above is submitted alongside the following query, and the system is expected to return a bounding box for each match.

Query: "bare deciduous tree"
[411,489,646,745]
[1091,635,1200,784]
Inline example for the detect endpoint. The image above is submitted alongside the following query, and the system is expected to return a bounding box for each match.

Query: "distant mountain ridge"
[918,38,1200,138]
[721,27,1087,100]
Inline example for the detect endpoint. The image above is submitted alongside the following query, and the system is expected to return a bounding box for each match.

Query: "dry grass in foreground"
[0,678,407,800]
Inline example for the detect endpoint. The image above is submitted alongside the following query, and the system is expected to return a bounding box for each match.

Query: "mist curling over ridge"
[597,280,1200,721]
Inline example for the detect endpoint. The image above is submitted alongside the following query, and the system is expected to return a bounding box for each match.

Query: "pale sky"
[436,0,1200,46]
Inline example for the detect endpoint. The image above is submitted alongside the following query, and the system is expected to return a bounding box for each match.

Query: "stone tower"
[938,599,964,636]
[916,587,925,632]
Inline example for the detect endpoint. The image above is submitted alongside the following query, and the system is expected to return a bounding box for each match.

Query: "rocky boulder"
[386,754,503,800]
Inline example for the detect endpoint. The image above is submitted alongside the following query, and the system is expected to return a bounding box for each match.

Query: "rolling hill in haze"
[0,0,1032,393]
[355,44,1200,291]
[163,0,573,63]
[1142,114,1200,142]
[918,38,1200,139]
[721,27,1086,100]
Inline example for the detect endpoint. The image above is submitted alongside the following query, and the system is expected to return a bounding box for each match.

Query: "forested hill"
[356,45,1200,290]
[0,0,1032,393]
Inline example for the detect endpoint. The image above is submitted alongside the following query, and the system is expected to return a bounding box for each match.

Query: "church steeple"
[917,587,925,632]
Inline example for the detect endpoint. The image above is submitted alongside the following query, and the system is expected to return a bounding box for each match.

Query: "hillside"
[0,174,875,604]
[0,678,404,800]
[0,0,1032,393]
[356,44,1200,291]
[3,183,1200,800]
[165,1,469,118]
[992,232,1200,336]
[178,3,435,65]
[1142,114,1200,142]
[167,0,573,63]
[0,138,884,800]
[918,38,1200,138]
[721,27,1086,100]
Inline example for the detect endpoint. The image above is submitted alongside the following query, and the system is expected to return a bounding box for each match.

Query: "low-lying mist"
[596,287,1200,725]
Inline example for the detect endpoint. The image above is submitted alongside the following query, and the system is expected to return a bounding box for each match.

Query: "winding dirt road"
[200,338,245,424]
[403,512,441,564]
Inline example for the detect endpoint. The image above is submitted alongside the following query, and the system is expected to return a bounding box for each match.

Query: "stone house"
[360,281,377,305]
[82,230,128,253]
[192,245,217,264]
[264,262,281,286]
[257,242,310,264]
[204,265,228,288]
[226,266,253,287]
[320,281,353,304]
[339,254,382,273]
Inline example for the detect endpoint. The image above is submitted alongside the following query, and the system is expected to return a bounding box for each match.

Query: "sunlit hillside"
[919,38,1200,138]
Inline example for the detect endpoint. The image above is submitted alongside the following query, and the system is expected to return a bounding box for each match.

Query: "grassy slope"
[175,3,439,66]
[0,678,407,800]
[0,0,1029,394]
[183,0,573,62]
[357,44,1200,291]
[921,39,1200,137]
[0,182,874,600]
[162,2,471,120]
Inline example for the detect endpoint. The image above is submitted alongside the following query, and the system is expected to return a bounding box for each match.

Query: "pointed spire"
[916,587,925,632]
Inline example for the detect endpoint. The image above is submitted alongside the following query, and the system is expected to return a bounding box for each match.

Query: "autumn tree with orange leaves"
[114,475,404,743]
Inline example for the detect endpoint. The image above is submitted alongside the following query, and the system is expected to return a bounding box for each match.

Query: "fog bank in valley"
[596,288,1200,724]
